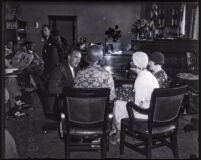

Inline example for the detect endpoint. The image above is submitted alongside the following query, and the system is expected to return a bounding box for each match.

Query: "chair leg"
[146,137,152,159]
[101,136,106,159]
[106,135,109,152]
[170,133,179,159]
[120,124,126,155]
[64,135,70,159]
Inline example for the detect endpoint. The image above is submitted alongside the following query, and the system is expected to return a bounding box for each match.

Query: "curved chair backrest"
[149,85,188,128]
[63,88,110,128]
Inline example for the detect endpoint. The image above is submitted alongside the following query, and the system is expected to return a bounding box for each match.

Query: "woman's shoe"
[14,111,27,117]
[109,129,117,137]
[110,134,120,145]
[90,144,100,148]
[15,100,26,106]
[91,138,101,143]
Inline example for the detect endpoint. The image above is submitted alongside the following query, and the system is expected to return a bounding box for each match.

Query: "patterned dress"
[74,65,115,101]
[154,69,168,88]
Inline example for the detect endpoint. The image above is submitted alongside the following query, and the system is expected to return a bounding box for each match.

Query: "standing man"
[41,24,64,83]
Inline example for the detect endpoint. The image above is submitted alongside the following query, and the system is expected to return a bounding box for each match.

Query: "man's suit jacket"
[47,62,79,94]
[42,35,64,77]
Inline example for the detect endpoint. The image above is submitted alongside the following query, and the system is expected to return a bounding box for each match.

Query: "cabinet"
[99,40,198,80]
[5,17,27,44]
[131,39,199,77]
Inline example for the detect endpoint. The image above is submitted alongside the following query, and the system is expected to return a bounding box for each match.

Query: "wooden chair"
[120,85,188,159]
[60,88,110,159]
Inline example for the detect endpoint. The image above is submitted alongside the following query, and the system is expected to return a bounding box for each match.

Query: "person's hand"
[5,59,12,68]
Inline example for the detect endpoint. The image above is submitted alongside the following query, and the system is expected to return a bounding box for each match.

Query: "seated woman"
[26,41,44,75]
[110,52,159,144]
[12,43,34,72]
[148,52,169,88]
[25,41,44,90]
[5,46,30,117]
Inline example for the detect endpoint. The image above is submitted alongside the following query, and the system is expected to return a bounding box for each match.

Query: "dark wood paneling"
[131,40,199,55]
[101,40,199,80]
[131,39,199,77]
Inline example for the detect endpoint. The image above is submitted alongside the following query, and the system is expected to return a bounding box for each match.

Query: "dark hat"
[149,52,165,65]
[85,45,103,63]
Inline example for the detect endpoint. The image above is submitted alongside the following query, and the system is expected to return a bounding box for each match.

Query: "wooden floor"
[5,92,199,159]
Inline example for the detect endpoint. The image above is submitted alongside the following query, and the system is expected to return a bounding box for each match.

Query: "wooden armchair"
[120,85,188,159]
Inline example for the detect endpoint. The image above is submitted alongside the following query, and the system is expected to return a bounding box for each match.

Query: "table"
[176,73,199,91]
[176,73,199,114]
[5,70,21,78]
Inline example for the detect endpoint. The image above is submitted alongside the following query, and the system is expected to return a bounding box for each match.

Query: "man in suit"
[46,48,82,142]
[47,48,82,94]
[41,25,64,82]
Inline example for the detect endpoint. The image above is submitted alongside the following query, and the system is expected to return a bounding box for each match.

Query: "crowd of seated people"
[5,24,172,149]
[5,40,44,119]
[110,51,169,144]
[4,24,74,118]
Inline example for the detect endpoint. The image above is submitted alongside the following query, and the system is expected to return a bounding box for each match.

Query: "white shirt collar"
[68,64,75,78]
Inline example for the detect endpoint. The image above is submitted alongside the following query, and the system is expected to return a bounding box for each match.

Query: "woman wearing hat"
[110,51,159,144]
[149,52,169,88]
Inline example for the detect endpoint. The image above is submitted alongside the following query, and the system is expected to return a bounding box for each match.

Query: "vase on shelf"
[106,39,121,53]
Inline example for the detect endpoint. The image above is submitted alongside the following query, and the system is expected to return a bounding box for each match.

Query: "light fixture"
[35,21,39,29]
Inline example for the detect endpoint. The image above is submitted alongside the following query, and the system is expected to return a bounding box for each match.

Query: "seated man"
[148,52,169,88]
[111,51,159,144]
[74,44,115,102]
[45,49,82,143]
[48,48,82,94]
[42,48,81,125]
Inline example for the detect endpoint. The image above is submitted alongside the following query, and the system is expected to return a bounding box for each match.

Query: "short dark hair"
[68,46,81,56]
[42,24,50,30]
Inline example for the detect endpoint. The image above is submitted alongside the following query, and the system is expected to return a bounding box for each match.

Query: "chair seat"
[70,127,104,136]
[122,118,176,136]
[63,127,110,137]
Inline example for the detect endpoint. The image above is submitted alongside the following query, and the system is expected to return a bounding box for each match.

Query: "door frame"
[48,15,77,46]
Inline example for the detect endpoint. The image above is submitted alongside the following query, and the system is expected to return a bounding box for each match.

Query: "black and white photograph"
[1,0,199,159]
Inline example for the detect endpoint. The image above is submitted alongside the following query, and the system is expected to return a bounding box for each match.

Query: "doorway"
[48,15,77,47]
